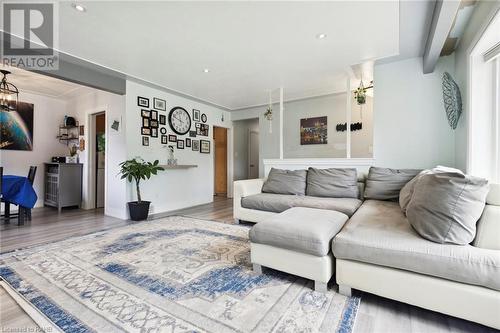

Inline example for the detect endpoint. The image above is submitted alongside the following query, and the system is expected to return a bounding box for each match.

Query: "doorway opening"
[213,126,228,197]
[233,118,260,181]
[90,112,106,209]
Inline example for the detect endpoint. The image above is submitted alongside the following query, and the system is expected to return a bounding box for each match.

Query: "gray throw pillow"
[262,168,307,195]
[406,172,489,245]
[364,167,421,200]
[399,166,464,215]
[306,168,359,198]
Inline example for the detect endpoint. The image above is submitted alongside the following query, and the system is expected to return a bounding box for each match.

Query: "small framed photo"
[201,113,207,123]
[79,125,84,136]
[159,114,166,125]
[192,140,200,151]
[138,96,149,108]
[160,127,167,135]
[192,109,200,122]
[168,134,177,142]
[142,117,150,127]
[151,127,158,138]
[177,140,185,149]
[141,109,150,118]
[153,97,166,111]
[186,138,191,147]
[142,136,149,146]
[189,130,197,138]
[200,140,210,153]
[151,110,158,121]
[141,127,151,136]
[150,120,158,128]
[161,135,168,144]
[195,123,201,128]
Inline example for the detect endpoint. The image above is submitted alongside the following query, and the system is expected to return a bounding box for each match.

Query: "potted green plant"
[119,158,164,221]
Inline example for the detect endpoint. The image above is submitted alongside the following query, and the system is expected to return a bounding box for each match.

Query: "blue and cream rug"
[0,216,360,333]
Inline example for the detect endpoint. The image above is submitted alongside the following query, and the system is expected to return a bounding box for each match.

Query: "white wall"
[0,92,70,208]
[125,80,232,215]
[68,89,127,219]
[233,118,259,180]
[373,56,456,169]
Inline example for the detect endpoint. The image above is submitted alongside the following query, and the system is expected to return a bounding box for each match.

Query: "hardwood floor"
[0,198,496,333]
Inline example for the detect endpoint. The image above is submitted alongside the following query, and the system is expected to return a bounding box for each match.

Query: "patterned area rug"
[0,216,360,333]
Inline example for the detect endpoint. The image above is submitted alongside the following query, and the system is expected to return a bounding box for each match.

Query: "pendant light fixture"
[0,70,19,112]
[264,90,273,133]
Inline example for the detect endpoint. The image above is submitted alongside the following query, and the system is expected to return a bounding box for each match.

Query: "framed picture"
[141,109,150,118]
[189,130,197,137]
[159,114,166,125]
[151,110,158,121]
[150,120,158,128]
[177,140,185,149]
[138,96,149,108]
[142,117,150,127]
[142,136,149,146]
[192,140,200,151]
[201,113,207,123]
[160,127,167,135]
[161,135,168,144]
[195,123,201,128]
[186,138,191,147]
[168,134,177,142]
[141,127,151,136]
[200,140,210,153]
[197,124,209,136]
[151,127,158,138]
[79,125,84,136]
[300,116,327,145]
[153,97,166,111]
[192,109,201,122]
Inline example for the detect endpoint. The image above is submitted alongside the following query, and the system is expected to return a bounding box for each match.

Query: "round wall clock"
[201,113,207,123]
[168,107,191,135]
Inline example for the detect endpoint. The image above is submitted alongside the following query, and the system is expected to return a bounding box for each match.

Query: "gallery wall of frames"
[137,96,211,154]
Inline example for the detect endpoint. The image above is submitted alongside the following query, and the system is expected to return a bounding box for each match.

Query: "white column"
[279,87,284,159]
[346,78,352,159]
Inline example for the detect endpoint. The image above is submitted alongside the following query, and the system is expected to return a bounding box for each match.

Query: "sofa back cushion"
[473,183,500,250]
[262,168,307,195]
[364,167,421,200]
[306,168,359,198]
[406,172,489,245]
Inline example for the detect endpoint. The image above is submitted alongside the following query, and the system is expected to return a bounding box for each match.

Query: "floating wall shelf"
[160,165,198,169]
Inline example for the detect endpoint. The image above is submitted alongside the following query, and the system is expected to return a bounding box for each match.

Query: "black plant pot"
[128,201,151,221]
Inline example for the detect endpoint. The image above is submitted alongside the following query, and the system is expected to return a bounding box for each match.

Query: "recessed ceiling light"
[316,33,327,39]
[72,3,86,12]
[203,69,210,73]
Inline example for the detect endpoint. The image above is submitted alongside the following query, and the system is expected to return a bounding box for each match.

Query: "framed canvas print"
[138,96,149,108]
[189,130,196,137]
[192,140,199,151]
[141,127,151,136]
[161,135,168,144]
[177,140,185,149]
[142,136,149,146]
[141,109,150,118]
[153,97,166,111]
[186,138,191,147]
[151,110,158,121]
[200,140,210,153]
[151,127,158,137]
[142,117,150,127]
[160,127,167,135]
[168,134,177,142]
[0,101,34,151]
[192,109,200,122]
[150,120,158,128]
[159,114,166,125]
[300,116,327,145]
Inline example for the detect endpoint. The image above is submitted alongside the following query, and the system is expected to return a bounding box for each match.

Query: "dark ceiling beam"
[422,0,461,74]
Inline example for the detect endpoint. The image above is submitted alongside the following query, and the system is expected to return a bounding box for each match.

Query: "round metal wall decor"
[442,72,462,130]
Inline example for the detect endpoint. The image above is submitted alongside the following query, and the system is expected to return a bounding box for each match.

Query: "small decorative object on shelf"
[57,119,79,145]
[167,145,177,166]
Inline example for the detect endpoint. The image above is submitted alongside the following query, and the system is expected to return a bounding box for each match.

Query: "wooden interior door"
[213,127,227,196]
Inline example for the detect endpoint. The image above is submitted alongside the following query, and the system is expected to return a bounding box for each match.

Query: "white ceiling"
[56,1,403,110]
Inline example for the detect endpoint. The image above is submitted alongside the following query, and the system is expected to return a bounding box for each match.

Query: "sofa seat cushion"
[241,193,362,217]
[332,200,500,291]
[250,207,348,256]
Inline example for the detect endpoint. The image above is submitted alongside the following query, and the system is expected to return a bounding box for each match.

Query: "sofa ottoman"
[249,207,348,292]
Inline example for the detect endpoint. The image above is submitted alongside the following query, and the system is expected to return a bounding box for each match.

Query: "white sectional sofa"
[233,175,500,329]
